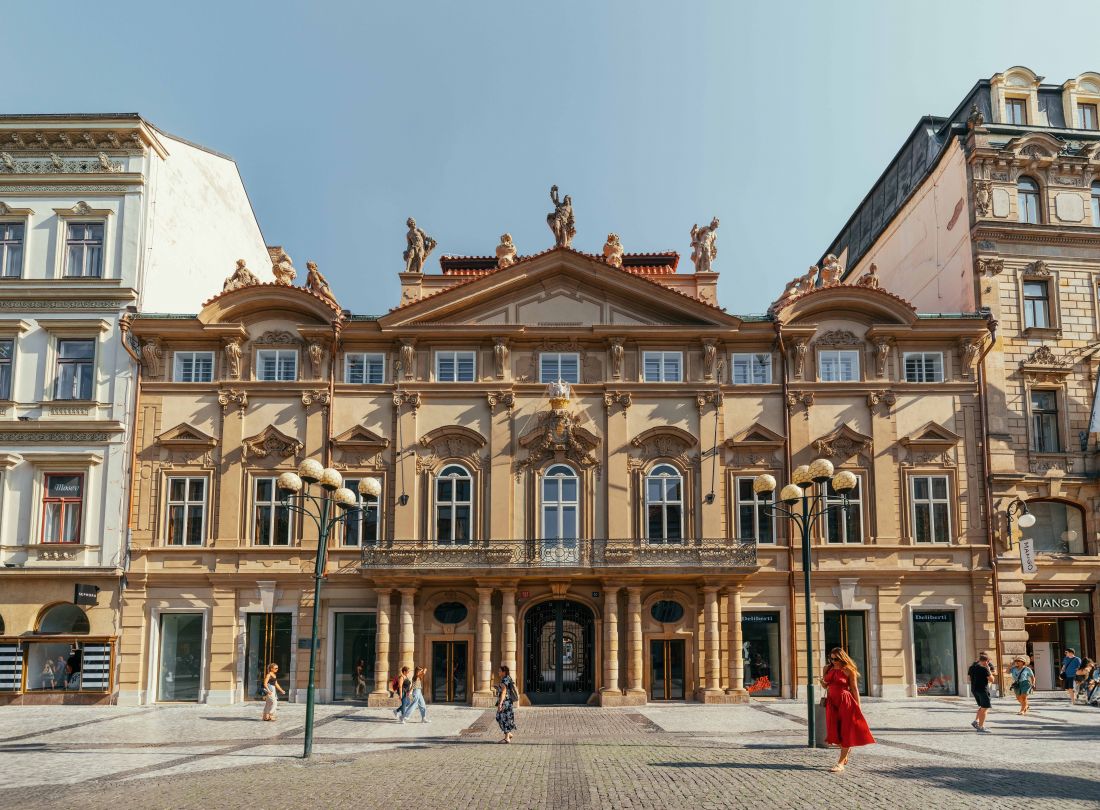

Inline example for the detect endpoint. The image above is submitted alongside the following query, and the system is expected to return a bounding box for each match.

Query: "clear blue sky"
[6,0,1088,315]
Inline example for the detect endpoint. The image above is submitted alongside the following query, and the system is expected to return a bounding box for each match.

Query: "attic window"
[1005,98,1027,125]
[1080,103,1098,130]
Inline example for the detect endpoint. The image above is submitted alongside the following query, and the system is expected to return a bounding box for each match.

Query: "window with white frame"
[1091,181,1100,225]
[173,351,215,383]
[165,477,207,546]
[818,350,859,382]
[0,222,24,278]
[435,351,476,382]
[342,478,380,546]
[1005,98,1027,125]
[253,477,292,545]
[736,476,775,543]
[911,475,950,544]
[645,464,683,543]
[1017,176,1041,224]
[824,474,863,544]
[1023,280,1051,329]
[41,473,84,544]
[435,464,472,544]
[903,352,944,383]
[64,222,104,278]
[345,352,385,384]
[1030,390,1061,452]
[1079,103,1098,130]
[643,351,682,382]
[730,353,772,384]
[54,339,95,400]
[539,352,580,384]
[0,338,12,399]
[256,349,297,382]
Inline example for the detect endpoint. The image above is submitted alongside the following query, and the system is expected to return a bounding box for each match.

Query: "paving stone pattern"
[0,698,1097,809]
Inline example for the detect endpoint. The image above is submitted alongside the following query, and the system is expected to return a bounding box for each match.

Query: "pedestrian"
[1073,658,1094,704]
[402,666,429,724]
[1008,655,1035,715]
[820,647,875,773]
[968,651,994,732]
[393,666,410,721]
[1085,663,1100,706]
[354,659,367,698]
[1059,648,1082,704]
[389,669,403,699]
[495,664,517,743]
[261,662,285,722]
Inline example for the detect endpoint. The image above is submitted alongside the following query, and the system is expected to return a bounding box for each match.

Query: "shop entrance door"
[430,641,468,703]
[245,613,291,700]
[649,639,685,700]
[824,610,868,695]
[523,600,595,705]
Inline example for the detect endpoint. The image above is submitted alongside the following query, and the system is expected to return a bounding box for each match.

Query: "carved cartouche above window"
[630,426,697,469]
[517,409,600,473]
[813,329,863,346]
[254,330,301,345]
[242,425,304,461]
[812,424,872,462]
[417,425,487,472]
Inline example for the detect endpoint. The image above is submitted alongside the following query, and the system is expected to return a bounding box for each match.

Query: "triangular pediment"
[331,425,391,452]
[899,421,961,448]
[154,423,217,449]
[811,424,872,461]
[380,248,740,329]
[242,424,303,460]
[726,422,785,448]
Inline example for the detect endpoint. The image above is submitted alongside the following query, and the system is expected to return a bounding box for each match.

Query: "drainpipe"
[976,317,1005,694]
[118,313,142,705]
[775,319,799,700]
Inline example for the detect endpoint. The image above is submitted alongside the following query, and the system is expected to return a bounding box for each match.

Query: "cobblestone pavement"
[0,696,1096,809]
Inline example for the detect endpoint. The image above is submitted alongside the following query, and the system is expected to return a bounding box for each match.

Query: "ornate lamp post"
[277,460,382,758]
[1004,497,1036,549]
[753,459,856,748]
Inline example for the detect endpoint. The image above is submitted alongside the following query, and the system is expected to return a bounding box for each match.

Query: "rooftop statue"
[403,217,437,274]
[222,258,260,292]
[779,265,818,300]
[496,233,517,269]
[856,263,880,289]
[819,254,843,286]
[689,217,719,273]
[271,248,297,285]
[602,233,624,268]
[546,185,576,248]
[305,261,337,304]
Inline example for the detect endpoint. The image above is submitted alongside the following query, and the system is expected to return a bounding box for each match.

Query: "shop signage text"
[73,584,99,606]
[1019,537,1037,574]
[913,611,953,623]
[742,613,777,624]
[1025,593,1092,613]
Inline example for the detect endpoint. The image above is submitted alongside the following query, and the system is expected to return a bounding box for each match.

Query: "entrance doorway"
[649,639,685,700]
[431,641,468,703]
[1026,616,1093,690]
[245,613,291,700]
[523,600,595,704]
[824,610,868,695]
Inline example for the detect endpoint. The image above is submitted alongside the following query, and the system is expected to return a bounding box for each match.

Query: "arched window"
[645,464,683,543]
[1091,181,1100,226]
[1018,176,1041,224]
[36,603,90,635]
[435,464,472,545]
[1022,500,1085,555]
[541,464,579,562]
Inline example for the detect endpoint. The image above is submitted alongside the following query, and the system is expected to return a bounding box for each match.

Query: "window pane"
[457,353,475,381]
[453,505,470,541]
[931,477,947,499]
[437,479,452,501]
[665,506,682,539]
[913,477,928,500]
[255,505,271,543]
[543,506,559,539]
[62,504,81,542]
[914,503,930,542]
[438,355,454,381]
[561,477,577,502]
[347,356,365,383]
[560,355,579,383]
[731,357,749,385]
[753,354,771,383]
[366,356,384,383]
[273,505,290,545]
[664,477,681,501]
[758,507,773,542]
[647,506,664,539]
[647,480,661,502]
[933,504,949,543]
[561,505,577,538]
[437,510,453,542]
[738,505,755,540]
[44,502,62,542]
[455,478,470,501]
[188,479,205,501]
[186,505,204,544]
[256,479,273,501]
[664,354,681,381]
[169,478,186,501]
[167,505,184,544]
[644,355,661,381]
[738,478,754,500]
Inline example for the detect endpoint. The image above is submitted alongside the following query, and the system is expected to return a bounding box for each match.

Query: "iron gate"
[523,600,595,704]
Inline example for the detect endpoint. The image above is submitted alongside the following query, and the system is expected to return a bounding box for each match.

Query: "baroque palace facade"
[115,220,991,708]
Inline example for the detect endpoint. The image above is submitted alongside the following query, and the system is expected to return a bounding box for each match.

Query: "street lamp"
[1004,497,1036,550]
[277,460,382,758]
[753,459,855,748]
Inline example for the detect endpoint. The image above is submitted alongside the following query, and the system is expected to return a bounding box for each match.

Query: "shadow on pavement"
[884,766,1100,798]
[652,761,820,772]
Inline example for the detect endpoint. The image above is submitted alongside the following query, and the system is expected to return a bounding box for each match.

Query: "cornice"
[0,121,167,158]
[974,223,1100,247]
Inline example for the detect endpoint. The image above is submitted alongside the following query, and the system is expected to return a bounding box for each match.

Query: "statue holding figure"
[689,217,719,273]
[271,248,297,285]
[546,185,576,248]
[403,218,437,274]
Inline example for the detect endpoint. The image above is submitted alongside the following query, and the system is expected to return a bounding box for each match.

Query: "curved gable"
[774,285,918,326]
[199,283,342,326]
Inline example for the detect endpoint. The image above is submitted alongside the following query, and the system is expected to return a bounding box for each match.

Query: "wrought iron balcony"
[360,537,757,570]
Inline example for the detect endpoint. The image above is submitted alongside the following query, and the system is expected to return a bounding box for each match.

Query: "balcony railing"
[360,538,757,570]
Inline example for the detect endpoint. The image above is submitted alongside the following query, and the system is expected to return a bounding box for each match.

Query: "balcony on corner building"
[360,538,758,571]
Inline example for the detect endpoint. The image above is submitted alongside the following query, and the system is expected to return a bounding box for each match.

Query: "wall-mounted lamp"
[1004,497,1036,550]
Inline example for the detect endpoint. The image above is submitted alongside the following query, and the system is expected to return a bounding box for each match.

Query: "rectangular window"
[1079,103,1098,130]
[1030,390,1061,452]
[157,613,203,702]
[64,222,104,278]
[165,477,207,546]
[333,613,377,701]
[1005,98,1027,125]
[256,349,297,382]
[642,351,682,382]
[435,351,476,382]
[911,475,951,544]
[55,339,95,400]
[741,613,781,696]
[253,477,292,545]
[903,352,944,383]
[913,612,958,696]
[342,479,380,546]
[0,338,12,399]
[172,351,215,383]
[1023,281,1050,329]
[539,352,580,384]
[0,221,24,278]
[736,477,775,543]
[41,473,83,544]
[818,349,860,382]
[825,475,862,544]
[730,353,772,385]
[25,640,112,693]
[345,352,385,384]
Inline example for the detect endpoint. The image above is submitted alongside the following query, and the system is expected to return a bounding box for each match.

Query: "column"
[501,586,517,681]
[370,589,392,704]
[703,585,722,696]
[626,585,646,701]
[399,586,416,673]
[726,585,747,698]
[474,586,494,705]
[601,585,621,701]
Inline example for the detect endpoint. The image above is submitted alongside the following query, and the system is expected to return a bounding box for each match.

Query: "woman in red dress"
[821,647,875,772]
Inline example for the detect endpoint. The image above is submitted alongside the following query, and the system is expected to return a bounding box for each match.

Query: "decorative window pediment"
[331,424,391,469]
[517,409,601,472]
[725,422,785,467]
[812,424,872,462]
[813,329,863,346]
[253,330,301,345]
[242,424,303,461]
[630,426,697,465]
[1020,345,1071,383]
[417,425,487,470]
[154,423,217,450]
[898,421,960,467]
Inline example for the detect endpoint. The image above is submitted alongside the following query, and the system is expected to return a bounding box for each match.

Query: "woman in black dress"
[495,665,517,743]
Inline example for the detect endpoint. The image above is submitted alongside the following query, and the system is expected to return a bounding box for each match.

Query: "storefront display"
[157,613,203,701]
[741,612,780,696]
[912,611,957,695]
[333,613,376,701]
[1024,592,1094,690]
[824,610,868,694]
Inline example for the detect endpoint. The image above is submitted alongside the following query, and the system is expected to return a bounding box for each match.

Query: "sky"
[6,0,1092,315]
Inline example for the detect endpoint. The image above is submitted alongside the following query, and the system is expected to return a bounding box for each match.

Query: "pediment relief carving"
[253,330,301,345]
[417,425,487,471]
[243,425,304,461]
[155,422,218,449]
[898,422,960,467]
[813,329,863,346]
[812,424,872,462]
[725,422,784,467]
[517,409,601,473]
[1020,345,1071,382]
[630,426,697,465]
[331,425,390,469]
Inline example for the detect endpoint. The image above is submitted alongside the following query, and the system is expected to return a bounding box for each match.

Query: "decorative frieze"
[0,152,124,174]
[1,431,111,442]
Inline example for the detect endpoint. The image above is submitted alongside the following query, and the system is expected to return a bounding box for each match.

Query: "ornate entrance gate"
[523,600,595,705]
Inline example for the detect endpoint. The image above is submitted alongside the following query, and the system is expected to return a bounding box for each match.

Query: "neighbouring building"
[819,66,1100,685]
[0,114,269,703]
[117,208,991,708]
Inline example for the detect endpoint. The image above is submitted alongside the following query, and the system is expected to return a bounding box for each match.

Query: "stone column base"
[620,687,647,706]
[598,688,629,706]
[472,691,497,708]
[367,691,400,708]
[696,688,745,704]
[721,688,750,704]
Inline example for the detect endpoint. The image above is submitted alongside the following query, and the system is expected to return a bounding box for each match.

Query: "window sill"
[1022,327,1062,339]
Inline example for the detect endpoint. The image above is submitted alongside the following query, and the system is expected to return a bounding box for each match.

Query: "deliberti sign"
[1024,593,1092,613]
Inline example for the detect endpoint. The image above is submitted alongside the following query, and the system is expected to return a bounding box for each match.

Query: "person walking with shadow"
[495,664,518,743]
[393,666,411,722]
[402,666,429,724]
[261,663,285,722]
[821,647,875,773]
[1009,655,1035,715]
[968,651,994,732]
